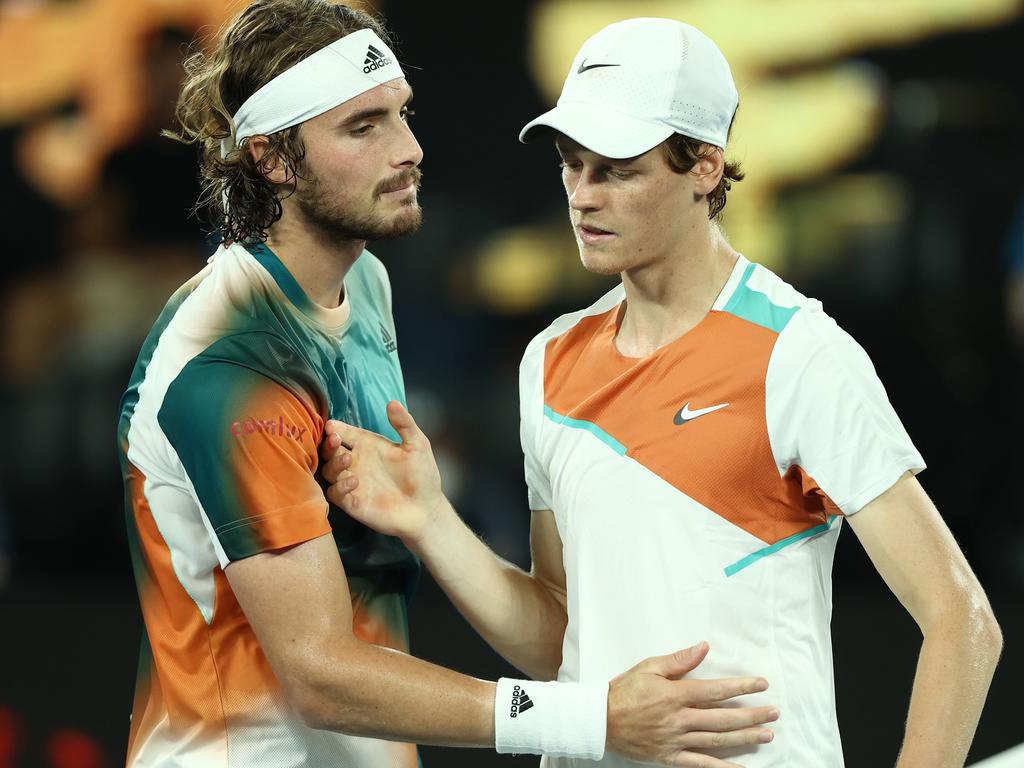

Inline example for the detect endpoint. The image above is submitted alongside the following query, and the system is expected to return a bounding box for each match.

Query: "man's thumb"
[386,400,420,445]
[639,641,709,679]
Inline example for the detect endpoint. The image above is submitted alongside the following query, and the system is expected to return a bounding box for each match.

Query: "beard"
[294,166,423,242]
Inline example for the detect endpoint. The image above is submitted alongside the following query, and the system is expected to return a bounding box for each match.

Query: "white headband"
[222,28,403,156]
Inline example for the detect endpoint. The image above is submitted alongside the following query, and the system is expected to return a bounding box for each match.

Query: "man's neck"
[264,214,365,309]
[615,223,739,358]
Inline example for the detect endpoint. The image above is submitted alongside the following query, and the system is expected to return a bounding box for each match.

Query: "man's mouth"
[378,168,423,195]
[577,223,616,244]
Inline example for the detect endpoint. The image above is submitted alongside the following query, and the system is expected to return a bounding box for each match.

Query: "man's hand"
[608,642,777,767]
[321,401,444,545]
[322,412,779,767]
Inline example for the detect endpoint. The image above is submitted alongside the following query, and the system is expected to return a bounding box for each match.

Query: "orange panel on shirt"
[543,307,835,544]
[126,462,228,760]
[222,381,330,557]
[125,461,289,763]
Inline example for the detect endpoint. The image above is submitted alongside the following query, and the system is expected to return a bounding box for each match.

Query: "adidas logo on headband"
[364,44,393,74]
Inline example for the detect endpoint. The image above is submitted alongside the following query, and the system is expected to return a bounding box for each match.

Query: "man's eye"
[559,161,580,171]
[401,108,416,122]
[352,124,373,136]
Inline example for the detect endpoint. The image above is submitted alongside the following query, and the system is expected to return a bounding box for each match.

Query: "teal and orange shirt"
[117,242,419,768]
[522,255,925,768]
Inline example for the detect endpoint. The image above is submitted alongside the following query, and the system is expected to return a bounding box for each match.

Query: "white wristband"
[494,677,608,760]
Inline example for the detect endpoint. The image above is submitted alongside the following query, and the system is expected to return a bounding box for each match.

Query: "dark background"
[0,1,1022,766]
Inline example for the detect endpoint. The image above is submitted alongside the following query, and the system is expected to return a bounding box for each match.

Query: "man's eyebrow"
[341,107,389,126]
[339,90,414,127]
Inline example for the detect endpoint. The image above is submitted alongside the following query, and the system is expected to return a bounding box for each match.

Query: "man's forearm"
[289,635,497,746]
[410,499,567,680]
[895,606,1002,768]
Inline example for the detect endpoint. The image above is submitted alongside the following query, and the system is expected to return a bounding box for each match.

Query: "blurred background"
[1,0,1023,766]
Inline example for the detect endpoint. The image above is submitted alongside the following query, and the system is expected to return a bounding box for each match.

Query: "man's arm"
[322,402,567,680]
[401,497,568,681]
[228,527,776,765]
[321,401,781,765]
[225,532,496,745]
[846,472,1002,768]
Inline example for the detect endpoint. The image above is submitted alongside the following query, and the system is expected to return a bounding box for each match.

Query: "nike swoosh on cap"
[577,58,621,74]
[673,402,729,425]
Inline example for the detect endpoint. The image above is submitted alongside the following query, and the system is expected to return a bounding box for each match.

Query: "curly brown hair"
[164,0,392,243]
[662,120,744,221]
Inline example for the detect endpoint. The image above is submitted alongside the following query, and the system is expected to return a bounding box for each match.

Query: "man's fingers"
[343,492,362,515]
[324,419,362,451]
[319,431,342,462]
[331,470,358,492]
[680,676,769,704]
[325,481,352,510]
[672,753,744,768]
[635,641,709,679]
[682,726,773,751]
[684,705,779,733]
[320,451,353,484]
[386,401,422,447]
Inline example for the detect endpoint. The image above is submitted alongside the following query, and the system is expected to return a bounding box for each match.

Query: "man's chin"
[578,246,624,277]
[375,205,422,240]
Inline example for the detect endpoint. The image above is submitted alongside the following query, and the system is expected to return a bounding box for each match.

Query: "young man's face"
[290,77,423,241]
[556,135,700,276]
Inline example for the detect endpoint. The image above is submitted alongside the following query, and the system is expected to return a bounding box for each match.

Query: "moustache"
[376,167,423,195]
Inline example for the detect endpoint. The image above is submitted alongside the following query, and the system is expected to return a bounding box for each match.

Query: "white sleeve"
[519,336,553,511]
[765,308,925,515]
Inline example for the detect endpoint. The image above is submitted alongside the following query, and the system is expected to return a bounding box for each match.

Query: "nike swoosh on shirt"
[578,59,621,74]
[673,402,730,425]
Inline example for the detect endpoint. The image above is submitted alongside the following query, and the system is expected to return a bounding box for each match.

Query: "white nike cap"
[519,18,739,158]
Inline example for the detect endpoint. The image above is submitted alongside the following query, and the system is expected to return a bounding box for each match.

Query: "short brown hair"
[164,0,391,243]
[662,127,744,221]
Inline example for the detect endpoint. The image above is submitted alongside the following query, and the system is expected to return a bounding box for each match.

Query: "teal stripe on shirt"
[722,262,799,333]
[543,405,627,455]
[724,516,839,577]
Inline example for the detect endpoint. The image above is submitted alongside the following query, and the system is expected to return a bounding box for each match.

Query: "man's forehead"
[321,76,412,121]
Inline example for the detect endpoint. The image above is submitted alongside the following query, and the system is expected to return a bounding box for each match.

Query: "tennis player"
[322,17,1003,768]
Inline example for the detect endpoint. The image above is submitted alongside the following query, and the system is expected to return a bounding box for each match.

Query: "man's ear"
[246,135,290,185]
[691,146,725,196]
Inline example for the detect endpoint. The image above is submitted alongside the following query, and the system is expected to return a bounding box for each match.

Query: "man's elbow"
[283,672,343,731]
[277,643,366,732]
[289,686,338,732]
[927,585,1003,664]
[976,603,1003,664]
[964,586,1002,663]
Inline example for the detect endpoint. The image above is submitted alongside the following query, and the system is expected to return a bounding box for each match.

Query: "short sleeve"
[159,356,330,564]
[520,336,554,511]
[765,309,925,516]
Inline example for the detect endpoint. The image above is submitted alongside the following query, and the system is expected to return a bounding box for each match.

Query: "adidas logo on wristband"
[494,677,608,759]
[510,684,534,718]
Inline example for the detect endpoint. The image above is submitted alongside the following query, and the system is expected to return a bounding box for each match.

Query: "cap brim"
[519,102,674,159]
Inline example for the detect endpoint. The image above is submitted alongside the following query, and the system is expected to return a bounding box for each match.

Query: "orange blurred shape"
[46,729,108,768]
[0,706,24,768]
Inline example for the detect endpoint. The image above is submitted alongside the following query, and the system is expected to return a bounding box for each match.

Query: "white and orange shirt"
[521,255,924,768]
[118,242,419,768]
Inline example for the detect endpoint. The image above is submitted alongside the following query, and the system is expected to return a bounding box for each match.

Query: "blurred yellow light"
[476,0,1022,293]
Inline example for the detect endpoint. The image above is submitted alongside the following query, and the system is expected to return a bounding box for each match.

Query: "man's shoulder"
[716,257,824,336]
[178,331,324,411]
[521,283,626,365]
